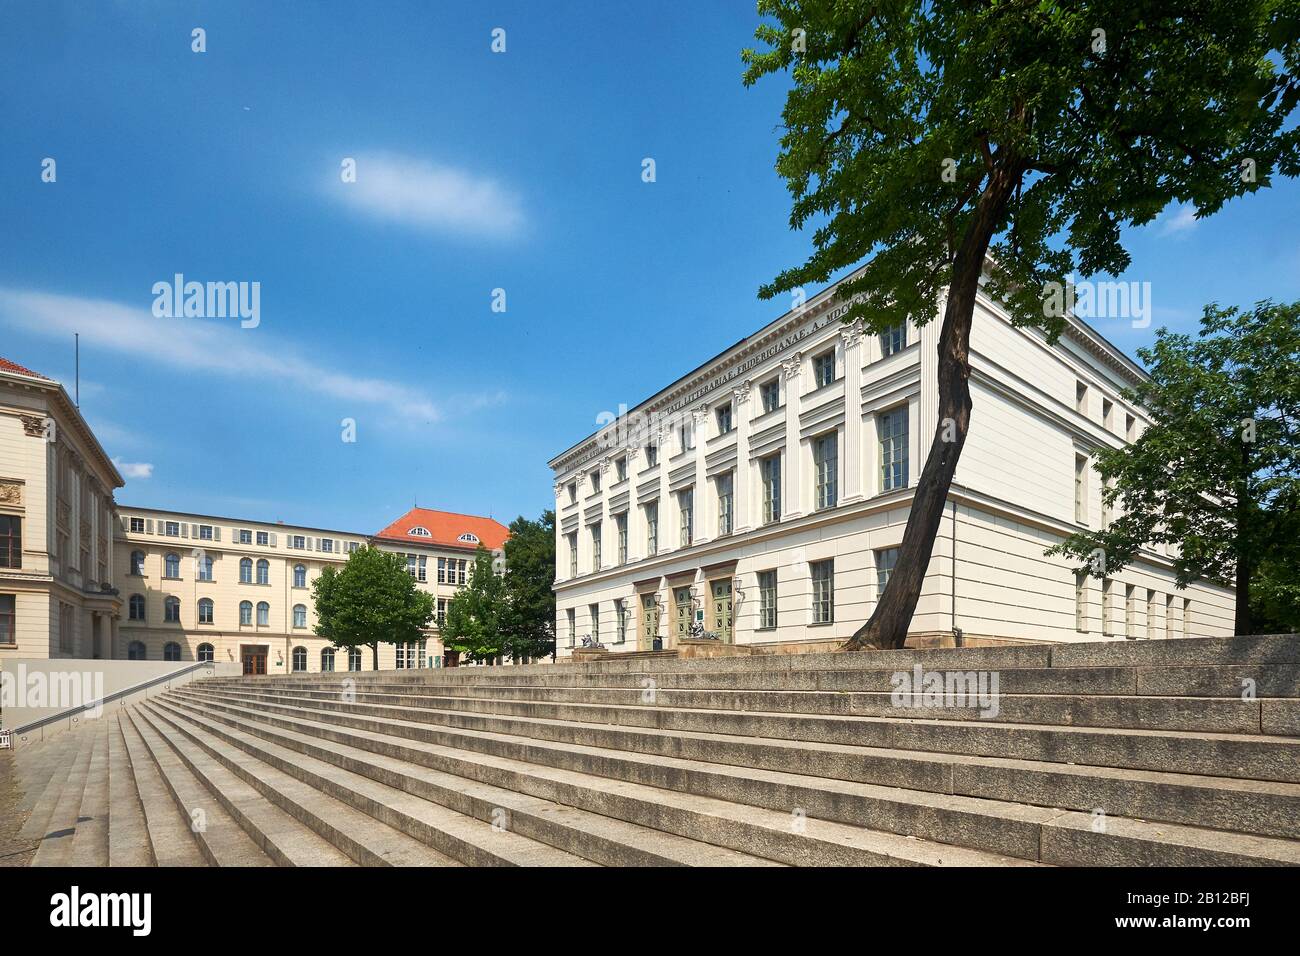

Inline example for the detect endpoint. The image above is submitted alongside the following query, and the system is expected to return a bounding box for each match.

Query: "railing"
[7,660,220,739]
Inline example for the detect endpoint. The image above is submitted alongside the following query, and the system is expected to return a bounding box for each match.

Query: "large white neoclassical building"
[548,271,1236,658]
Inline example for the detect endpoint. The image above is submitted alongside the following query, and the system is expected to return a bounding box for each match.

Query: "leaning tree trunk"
[844,167,1018,651]
[372,641,380,670]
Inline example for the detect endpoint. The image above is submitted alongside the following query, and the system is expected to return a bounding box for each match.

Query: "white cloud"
[0,288,441,424]
[329,152,526,239]
[1158,203,1199,236]
[112,458,154,480]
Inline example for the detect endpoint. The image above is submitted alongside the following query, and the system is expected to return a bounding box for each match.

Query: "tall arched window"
[163,642,181,661]
[197,643,215,663]
[239,600,253,625]
[197,554,214,581]
[164,553,180,578]
[292,646,307,672]
[347,647,362,671]
[129,594,145,620]
[256,559,270,585]
[240,558,253,584]
[293,564,307,588]
[130,550,145,575]
[293,604,307,628]
[256,601,270,626]
[164,596,181,622]
[127,641,146,660]
[198,598,214,624]
[321,647,335,672]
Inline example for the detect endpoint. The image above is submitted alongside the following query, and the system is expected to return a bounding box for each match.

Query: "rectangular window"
[1074,454,1088,524]
[292,535,305,550]
[569,534,578,577]
[616,513,628,565]
[589,603,600,644]
[591,469,601,494]
[458,559,467,585]
[615,598,626,644]
[1075,571,1088,632]
[645,502,658,556]
[680,419,695,452]
[321,538,334,553]
[437,598,447,627]
[758,570,777,629]
[679,488,694,547]
[880,407,909,491]
[1101,579,1113,635]
[615,457,627,482]
[876,547,899,593]
[437,557,446,583]
[198,524,213,541]
[813,350,836,388]
[811,559,835,624]
[0,594,14,643]
[1146,589,1156,640]
[130,517,145,533]
[417,555,427,582]
[761,453,781,524]
[716,472,733,536]
[591,523,602,571]
[256,531,269,546]
[238,528,252,544]
[1102,398,1114,430]
[165,521,180,537]
[881,322,906,357]
[760,379,780,414]
[567,607,576,647]
[407,554,418,578]
[1125,584,1136,638]
[716,404,733,434]
[567,482,577,504]
[645,444,659,468]
[0,516,21,569]
[814,432,838,510]
[1076,381,1088,414]
[1126,414,1137,442]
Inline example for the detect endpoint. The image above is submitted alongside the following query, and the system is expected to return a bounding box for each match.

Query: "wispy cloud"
[1158,203,1199,236]
[112,458,154,480]
[0,288,441,424]
[328,152,526,239]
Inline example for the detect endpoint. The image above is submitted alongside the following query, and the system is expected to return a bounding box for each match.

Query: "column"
[840,327,865,503]
[692,405,709,544]
[598,457,612,571]
[732,380,753,533]
[657,423,671,553]
[782,353,804,518]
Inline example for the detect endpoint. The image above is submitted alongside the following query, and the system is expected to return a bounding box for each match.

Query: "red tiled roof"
[0,356,52,380]
[373,508,510,551]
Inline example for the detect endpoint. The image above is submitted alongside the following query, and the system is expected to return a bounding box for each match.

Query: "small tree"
[1051,301,1300,634]
[500,511,557,662]
[742,1,1300,648]
[441,546,508,664]
[313,546,434,669]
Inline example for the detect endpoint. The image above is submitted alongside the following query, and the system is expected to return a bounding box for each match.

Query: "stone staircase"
[9,634,1300,866]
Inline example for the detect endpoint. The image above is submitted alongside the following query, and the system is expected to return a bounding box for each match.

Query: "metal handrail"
[7,660,218,736]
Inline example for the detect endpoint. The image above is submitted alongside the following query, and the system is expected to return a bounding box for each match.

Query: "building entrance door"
[241,645,268,675]
[639,592,659,651]
[710,579,734,643]
[673,586,693,645]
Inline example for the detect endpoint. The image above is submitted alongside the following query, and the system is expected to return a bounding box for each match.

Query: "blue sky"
[2,1,1298,534]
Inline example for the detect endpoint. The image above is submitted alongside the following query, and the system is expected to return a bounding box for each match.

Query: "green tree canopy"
[1051,301,1300,634]
[312,546,434,669]
[500,510,557,662]
[742,0,1300,648]
[441,545,508,664]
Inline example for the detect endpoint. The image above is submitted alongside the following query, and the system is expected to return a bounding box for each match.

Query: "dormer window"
[408,526,432,537]
[457,533,479,544]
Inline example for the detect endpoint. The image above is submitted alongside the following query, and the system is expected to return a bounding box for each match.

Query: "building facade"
[0,358,124,663]
[114,506,509,674]
[548,274,1236,658]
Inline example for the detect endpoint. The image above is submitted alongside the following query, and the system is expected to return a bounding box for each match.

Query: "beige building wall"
[0,362,123,665]
[548,276,1235,658]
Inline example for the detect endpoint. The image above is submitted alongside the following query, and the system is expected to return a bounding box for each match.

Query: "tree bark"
[844,166,1018,651]
[1235,438,1252,635]
[371,641,379,670]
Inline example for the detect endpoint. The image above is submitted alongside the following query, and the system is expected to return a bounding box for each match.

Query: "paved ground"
[0,751,38,867]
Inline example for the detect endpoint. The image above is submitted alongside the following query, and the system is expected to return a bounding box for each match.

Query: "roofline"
[117,504,368,539]
[548,266,1152,472]
[1,366,124,488]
